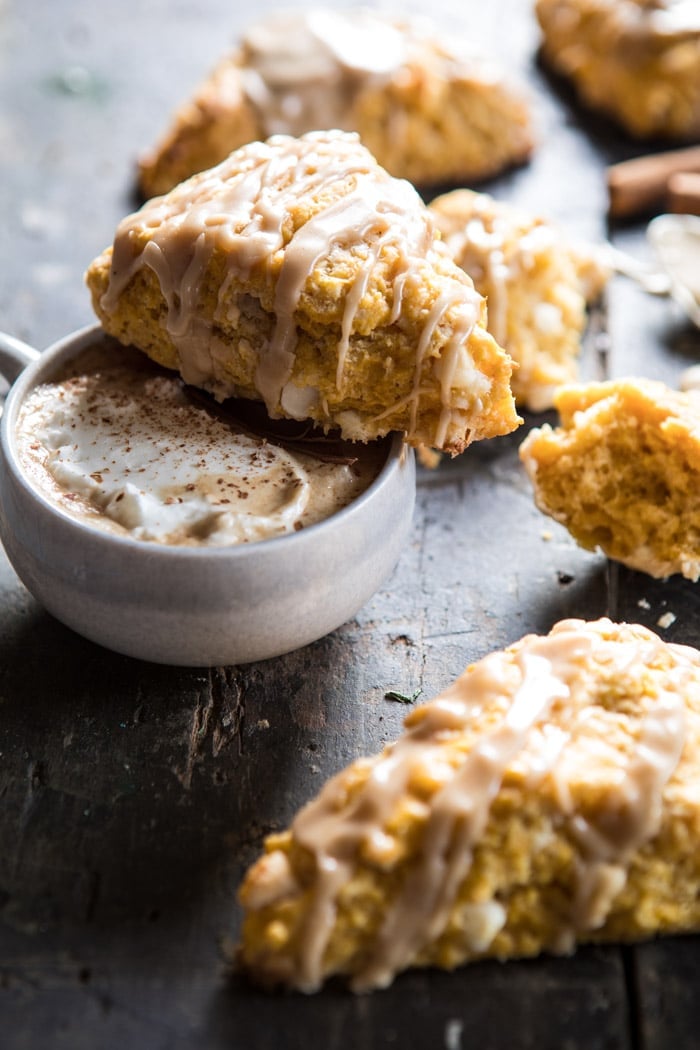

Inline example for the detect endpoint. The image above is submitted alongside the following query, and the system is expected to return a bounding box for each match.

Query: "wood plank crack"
[174,669,246,789]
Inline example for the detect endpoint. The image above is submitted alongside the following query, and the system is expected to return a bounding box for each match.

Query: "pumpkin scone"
[137,7,534,199]
[87,131,519,454]
[519,379,700,580]
[238,617,700,992]
[429,189,609,412]
[536,0,700,140]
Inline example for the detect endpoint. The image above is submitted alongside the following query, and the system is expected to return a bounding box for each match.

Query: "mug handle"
[0,332,41,384]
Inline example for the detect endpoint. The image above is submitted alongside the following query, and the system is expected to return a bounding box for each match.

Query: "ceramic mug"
[0,325,416,666]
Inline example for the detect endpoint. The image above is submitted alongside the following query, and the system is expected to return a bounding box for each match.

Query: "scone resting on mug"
[429,189,609,412]
[138,7,535,199]
[519,378,700,580]
[238,617,700,992]
[86,131,519,454]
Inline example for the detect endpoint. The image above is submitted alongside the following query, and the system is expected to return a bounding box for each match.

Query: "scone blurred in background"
[138,6,535,198]
[536,0,700,140]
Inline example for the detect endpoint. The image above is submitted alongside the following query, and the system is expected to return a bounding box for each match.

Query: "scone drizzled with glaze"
[536,0,700,140]
[429,189,610,412]
[86,131,519,454]
[137,7,534,199]
[519,379,700,581]
[238,618,700,992]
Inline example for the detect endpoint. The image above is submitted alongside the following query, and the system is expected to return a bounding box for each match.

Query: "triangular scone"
[429,189,610,412]
[138,8,534,199]
[519,379,700,580]
[238,618,700,993]
[536,0,700,140]
[86,131,519,454]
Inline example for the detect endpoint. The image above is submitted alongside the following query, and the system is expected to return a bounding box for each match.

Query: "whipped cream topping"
[245,618,696,991]
[16,346,383,547]
[101,131,486,447]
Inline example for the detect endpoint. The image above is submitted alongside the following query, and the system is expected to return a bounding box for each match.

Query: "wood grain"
[1,1,699,1047]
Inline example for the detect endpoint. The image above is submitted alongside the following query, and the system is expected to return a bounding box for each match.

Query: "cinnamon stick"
[607,146,700,219]
[667,171,700,216]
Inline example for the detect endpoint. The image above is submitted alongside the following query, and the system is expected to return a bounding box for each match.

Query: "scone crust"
[238,618,700,991]
[519,378,700,580]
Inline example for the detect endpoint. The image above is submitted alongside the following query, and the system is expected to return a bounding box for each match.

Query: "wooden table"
[1,2,699,1046]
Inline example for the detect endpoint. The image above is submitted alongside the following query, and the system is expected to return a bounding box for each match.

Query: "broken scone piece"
[138,7,534,199]
[536,0,700,140]
[87,131,519,454]
[519,379,700,580]
[429,189,609,411]
[238,617,700,992]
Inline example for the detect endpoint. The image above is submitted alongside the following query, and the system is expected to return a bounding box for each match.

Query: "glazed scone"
[238,617,700,992]
[138,7,534,199]
[429,189,610,412]
[86,132,519,454]
[519,379,700,580]
[536,0,700,140]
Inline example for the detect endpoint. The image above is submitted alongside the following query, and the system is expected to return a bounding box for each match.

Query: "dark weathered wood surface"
[1,2,699,1047]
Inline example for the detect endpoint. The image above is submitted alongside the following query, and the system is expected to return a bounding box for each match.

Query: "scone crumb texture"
[519,378,700,580]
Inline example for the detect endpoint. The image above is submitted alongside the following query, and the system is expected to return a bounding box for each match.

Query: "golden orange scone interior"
[429,189,609,412]
[536,0,700,140]
[138,8,534,199]
[519,378,700,580]
[238,617,700,992]
[87,131,519,455]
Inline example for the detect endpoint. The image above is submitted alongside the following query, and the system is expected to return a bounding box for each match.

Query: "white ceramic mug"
[0,325,415,666]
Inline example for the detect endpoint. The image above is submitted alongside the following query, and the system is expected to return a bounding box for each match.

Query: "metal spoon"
[647,213,700,329]
[605,214,700,328]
